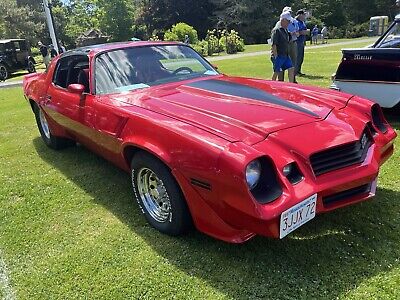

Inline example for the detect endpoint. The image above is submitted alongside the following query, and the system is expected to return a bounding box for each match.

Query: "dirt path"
[0,81,23,89]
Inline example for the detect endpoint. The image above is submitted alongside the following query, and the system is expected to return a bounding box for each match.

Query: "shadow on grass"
[33,137,400,298]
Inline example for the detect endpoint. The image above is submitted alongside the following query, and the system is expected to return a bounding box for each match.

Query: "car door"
[4,42,17,68]
[43,54,97,146]
[14,41,25,67]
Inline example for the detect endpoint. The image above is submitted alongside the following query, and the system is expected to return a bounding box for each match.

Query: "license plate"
[280,194,317,239]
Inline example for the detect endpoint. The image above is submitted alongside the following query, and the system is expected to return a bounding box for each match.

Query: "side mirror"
[67,83,85,95]
[212,64,219,70]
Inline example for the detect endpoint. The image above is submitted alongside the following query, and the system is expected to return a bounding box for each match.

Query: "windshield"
[376,22,400,48]
[95,44,219,94]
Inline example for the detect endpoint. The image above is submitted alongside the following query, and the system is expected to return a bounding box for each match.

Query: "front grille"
[323,184,371,206]
[310,130,373,176]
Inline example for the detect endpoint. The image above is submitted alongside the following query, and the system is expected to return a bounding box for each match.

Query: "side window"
[19,41,27,51]
[13,42,20,51]
[53,55,89,91]
[5,42,13,52]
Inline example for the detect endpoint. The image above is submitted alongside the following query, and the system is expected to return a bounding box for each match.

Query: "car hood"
[114,76,352,145]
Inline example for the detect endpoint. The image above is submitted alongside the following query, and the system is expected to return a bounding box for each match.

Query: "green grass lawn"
[209,37,375,56]
[241,37,373,53]
[216,39,376,88]
[0,39,399,299]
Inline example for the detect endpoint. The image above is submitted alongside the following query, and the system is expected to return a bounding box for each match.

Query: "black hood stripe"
[185,79,319,118]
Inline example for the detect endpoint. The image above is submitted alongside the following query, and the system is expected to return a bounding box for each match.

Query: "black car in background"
[331,14,400,109]
[0,39,36,80]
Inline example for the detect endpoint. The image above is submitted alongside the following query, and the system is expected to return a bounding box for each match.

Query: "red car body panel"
[23,42,397,243]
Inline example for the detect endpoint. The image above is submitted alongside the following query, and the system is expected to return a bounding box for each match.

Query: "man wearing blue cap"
[295,9,308,76]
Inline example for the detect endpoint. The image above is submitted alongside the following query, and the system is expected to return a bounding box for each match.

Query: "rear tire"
[0,63,8,81]
[33,104,74,150]
[131,152,192,236]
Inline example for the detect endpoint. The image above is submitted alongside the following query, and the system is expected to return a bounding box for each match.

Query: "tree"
[211,0,280,43]
[98,0,134,41]
[63,0,102,45]
[342,0,377,24]
[298,0,346,28]
[135,0,214,39]
[0,0,45,44]
[52,3,74,47]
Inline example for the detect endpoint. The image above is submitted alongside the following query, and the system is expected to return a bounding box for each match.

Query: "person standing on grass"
[38,41,50,70]
[271,12,295,83]
[59,41,66,53]
[49,44,58,58]
[321,26,328,43]
[276,6,299,83]
[295,9,308,76]
[312,25,319,44]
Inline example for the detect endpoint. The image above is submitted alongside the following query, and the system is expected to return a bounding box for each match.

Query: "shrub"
[164,30,179,42]
[329,26,345,39]
[131,25,147,41]
[164,22,198,43]
[148,34,161,41]
[30,46,40,57]
[192,40,208,56]
[237,38,245,52]
[219,29,245,54]
[205,30,221,56]
[345,22,369,38]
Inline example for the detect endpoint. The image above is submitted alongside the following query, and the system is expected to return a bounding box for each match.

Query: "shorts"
[271,55,293,73]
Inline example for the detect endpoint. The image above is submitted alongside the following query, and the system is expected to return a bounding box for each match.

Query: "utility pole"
[42,0,59,53]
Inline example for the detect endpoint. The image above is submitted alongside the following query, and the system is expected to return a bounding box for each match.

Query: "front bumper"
[195,118,396,242]
[219,143,382,239]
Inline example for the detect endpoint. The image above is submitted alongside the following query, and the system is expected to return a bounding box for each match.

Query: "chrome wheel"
[39,109,51,139]
[136,167,172,223]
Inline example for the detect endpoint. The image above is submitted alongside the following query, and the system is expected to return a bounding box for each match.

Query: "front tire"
[131,152,192,236]
[0,63,8,81]
[33,104,73,150]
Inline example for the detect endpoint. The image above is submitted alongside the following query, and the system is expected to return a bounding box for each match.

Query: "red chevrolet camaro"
[23,41,396,243]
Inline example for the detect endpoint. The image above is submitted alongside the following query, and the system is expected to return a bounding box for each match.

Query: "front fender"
[0,57,11,68]
[119,117,227,172]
